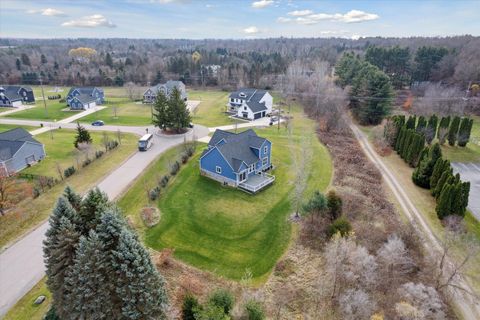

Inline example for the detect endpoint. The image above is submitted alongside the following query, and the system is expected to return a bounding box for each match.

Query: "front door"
[239,171,246,182]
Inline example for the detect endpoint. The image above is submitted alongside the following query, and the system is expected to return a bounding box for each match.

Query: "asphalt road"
[451,162,480,221]
[0,124,209,317]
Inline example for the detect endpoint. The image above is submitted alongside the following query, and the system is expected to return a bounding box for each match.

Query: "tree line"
[385,115,472,220]
[1,36,478,90]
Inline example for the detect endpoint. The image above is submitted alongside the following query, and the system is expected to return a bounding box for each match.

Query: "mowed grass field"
[0,124,38,132]
[189,90,235,127]
[120,103,332,281]
[79,97,152,126]
[441,115,480,163]
[4,278,50,320]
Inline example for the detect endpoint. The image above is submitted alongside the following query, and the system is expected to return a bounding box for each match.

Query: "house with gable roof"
[66,87,104,110]
[143,80,187,103]
[227,88,273,120]
[0,85,35,107]
[0,128,45,174]
[199,129,275,193]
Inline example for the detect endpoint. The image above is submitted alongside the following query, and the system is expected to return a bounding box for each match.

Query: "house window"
[239,171,247,181]
[215,166,222,174]
[264,146,268,154]
[262,157,268,167]
[248,164,255,173]
[244,106,247,110]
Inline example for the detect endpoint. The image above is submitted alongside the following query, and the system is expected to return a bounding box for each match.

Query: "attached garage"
[11,100,22,107]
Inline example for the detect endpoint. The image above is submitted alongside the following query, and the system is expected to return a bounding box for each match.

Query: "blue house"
[200,129,275,193]
[66,87,104,110]
[0,86,35,107]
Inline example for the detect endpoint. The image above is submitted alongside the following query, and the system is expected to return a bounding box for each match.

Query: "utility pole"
[39,77,48,118]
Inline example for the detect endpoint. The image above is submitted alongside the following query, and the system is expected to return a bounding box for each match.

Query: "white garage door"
[12,100,22,107]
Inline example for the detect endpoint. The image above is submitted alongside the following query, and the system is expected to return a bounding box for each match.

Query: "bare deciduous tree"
[413,83,467,116]
[0,171,16,216]
[339,289,376,320]
[377,234,415,280]
[396,282,446,320]
[125,81,142,101]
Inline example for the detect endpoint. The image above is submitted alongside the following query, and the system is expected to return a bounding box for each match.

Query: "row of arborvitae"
[44,187,168,319]
[182,289,265,320]
[386,114,473,149]
[386,115,471,220]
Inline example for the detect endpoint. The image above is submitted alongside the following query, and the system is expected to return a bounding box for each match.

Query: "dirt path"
[350,122,480,320]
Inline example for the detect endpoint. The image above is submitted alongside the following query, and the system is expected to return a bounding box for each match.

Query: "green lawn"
[2,100,81,121]
[80,98,152,126]
[0,124,38,132]
[441,116,480,163]
[120,104,332,281]
[22,129,132,178]
[4,278,51,320]
[189,90,235,127]
[0,130,138,249]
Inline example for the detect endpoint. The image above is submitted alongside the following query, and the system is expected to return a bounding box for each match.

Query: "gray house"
[143,80,187,103]
[0,128,46,174]
[0,86,35,107]
[66,87,104,110]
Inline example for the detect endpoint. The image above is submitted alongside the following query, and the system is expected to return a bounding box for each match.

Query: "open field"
[1,101,81,122]
[79,98,152,126]
[3,278,50,320]
[0,130,138,249]
[189,90,236,127]
[441,116,480,163]
[120,103,332,281]
[22,129,134,178]
[0,124,38,132]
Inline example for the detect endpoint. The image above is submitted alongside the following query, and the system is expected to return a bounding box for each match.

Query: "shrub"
[149,187,160,201]
[159,175,170,188]
[170,161,180,175]
[33,186,41,198]
[64,166,76,178]
[208,289,234,315]
[44,306,60,320]
[326,190,342,220]
[181,152,189,164]
[106,140,119,150]
[185,145,195,157]
[82,158,92,167]
[140,207,161,227]
[244,300,265,320]
[95,150,104,159]
[327,217,352,238]
[182,294,200,320]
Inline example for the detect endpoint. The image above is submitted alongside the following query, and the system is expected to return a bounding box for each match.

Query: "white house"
[143,80,187,103]
[227,88,273,120]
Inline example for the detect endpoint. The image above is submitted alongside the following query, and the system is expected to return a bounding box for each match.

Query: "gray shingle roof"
[72,94,96,104]
[0,128,41,161]
[207,129,268,173]
[229,88,268,113]
[67,87,103,97]
[0,86,27,102]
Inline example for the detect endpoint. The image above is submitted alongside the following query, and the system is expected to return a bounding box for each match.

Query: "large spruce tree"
[152,91,170,130]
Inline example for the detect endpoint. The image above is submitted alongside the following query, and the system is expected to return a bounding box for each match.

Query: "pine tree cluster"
[43,187,168,319]
[386,115,471,221]
[152,86,192,133]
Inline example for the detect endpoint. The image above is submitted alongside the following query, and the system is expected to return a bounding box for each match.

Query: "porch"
[238,172,275,193]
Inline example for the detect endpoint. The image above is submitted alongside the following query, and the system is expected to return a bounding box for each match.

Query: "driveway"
[0,124,208,317]
[451,162,480,221]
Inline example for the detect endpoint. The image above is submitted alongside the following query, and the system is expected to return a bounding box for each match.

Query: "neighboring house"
[0,128,46,174]
[200,129,275,193]
[66,87,104,110]
[227,88,273,120]
[0,85,35,107]
[143,80,187,103]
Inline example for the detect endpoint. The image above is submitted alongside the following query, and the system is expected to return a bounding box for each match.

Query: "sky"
[0,0,479,39]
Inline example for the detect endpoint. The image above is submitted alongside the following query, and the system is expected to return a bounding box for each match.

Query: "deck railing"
[239,173,275,193]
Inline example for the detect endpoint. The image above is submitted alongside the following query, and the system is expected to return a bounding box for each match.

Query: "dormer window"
[239,92,246,98]
[264,146,268,154]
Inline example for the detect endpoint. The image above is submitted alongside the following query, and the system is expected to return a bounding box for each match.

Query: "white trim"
[215,166,222,174]
[262,157,268,167]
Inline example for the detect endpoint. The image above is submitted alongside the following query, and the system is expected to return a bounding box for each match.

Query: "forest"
[0,36,479,92]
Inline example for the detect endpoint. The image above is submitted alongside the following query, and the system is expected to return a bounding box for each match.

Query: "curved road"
[0,113,274,317]
[350,123,480,320]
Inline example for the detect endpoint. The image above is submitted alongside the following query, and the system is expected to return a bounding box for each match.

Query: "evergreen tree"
[436,184,453,219]
[405,115,416,130]
[21,53,31,66]
[182,294,200,320]
[105,52,114,68]
[168,87,191,133]
[74,122,92,148]
[407,132,425,167]
[458,118,473,147]
[44,198,81,316]
[395,126,406,152]
[437,116,450,145]
[433,170,453,198]
[152,91,170,130]
[416,115,427,134]
[430,158,448,191]
[412,143,442,188]
[41,54,48,64]
[326,190,343,221]
[78,188,109,233]
[63,186,82,212]
[208,289,235,315]
[16,58,21,70]
[448,116,460,146]
[425,114,438,144]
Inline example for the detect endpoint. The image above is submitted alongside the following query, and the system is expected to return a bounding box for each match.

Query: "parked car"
[92,120,105,126]
[188,123,194,128]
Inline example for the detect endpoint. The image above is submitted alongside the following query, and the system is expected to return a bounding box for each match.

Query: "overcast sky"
[1,0,479,39]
